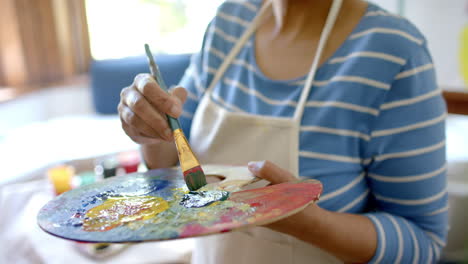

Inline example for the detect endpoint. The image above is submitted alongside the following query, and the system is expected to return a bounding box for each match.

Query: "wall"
[373,0,468,91]
[404,0,468,91]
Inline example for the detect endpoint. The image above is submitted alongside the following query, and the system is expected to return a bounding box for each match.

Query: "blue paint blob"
[144,179,170,196]
[81,190,119,208]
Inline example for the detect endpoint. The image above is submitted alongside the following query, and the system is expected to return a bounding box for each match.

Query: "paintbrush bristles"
[183,166,208,191]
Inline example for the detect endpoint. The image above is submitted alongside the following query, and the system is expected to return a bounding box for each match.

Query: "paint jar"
[72,171,96,189]
[94,157,120,179]
[47,165,75,195]
[118,150,141,173]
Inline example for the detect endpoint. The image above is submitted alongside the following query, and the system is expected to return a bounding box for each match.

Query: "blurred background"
[0,0,467,263]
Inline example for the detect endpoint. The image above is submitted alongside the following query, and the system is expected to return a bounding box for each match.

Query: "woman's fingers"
[120,86,172,141]
[121,121,161,145]
[134,74,182,118]
[118,74,189,145]
[170,86,188,105]
[118,101,162,138]
[247,160,296,184]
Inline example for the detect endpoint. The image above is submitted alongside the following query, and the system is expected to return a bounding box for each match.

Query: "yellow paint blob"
[83,196,169,232]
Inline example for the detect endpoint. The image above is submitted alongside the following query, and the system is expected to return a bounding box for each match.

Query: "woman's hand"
[118,73,187,145]
[247,160,320,233]
[248,160,377,263]
[247,160,297,184]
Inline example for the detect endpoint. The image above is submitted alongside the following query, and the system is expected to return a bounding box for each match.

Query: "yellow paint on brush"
[173,128,200,172]
[83,196,169,232]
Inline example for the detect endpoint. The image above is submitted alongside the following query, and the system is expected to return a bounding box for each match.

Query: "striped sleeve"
[177,53,205,138]
[364,46,448,264]
[177,21,216,138]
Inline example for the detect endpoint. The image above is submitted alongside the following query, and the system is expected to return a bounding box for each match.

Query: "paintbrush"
[144,44,207,191]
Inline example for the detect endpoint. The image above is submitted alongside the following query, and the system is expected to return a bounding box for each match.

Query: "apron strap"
[293,0,343,122]
[206,0,273,94]
[206,0,343,123]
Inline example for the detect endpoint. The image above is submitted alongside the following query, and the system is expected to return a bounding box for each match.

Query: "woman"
[118,0,448,263]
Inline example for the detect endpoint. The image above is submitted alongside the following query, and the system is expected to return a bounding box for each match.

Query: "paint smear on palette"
[83,196,169,232]
[37,168,322,243]
[131,190,253,237]
[82,189,234,232]
[180,190,230,208]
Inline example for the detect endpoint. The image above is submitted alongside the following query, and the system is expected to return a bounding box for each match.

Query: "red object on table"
[118,150,141,173]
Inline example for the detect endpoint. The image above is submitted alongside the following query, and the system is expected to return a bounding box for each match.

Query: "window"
[0,0,90,97]
[85,0,224,60]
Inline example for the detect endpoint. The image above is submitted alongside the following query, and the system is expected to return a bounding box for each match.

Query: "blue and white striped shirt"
[179,1,448,263]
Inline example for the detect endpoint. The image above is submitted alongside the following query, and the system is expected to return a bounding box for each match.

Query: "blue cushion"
[90,53,191,114]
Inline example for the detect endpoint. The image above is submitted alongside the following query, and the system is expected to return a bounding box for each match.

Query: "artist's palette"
[37,166,322,243]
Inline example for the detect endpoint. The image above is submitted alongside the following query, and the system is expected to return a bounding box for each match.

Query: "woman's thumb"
[247,160,296,184]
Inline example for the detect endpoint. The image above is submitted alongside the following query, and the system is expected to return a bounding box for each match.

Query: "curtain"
[0,0,91,88]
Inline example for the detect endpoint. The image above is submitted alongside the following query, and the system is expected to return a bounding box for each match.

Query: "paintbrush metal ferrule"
[173,129,207,190]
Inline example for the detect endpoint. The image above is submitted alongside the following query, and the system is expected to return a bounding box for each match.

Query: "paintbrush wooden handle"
[145,44,206,191]
[144,44,181,131]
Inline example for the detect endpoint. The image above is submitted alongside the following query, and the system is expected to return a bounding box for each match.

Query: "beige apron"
[190,0,343,263]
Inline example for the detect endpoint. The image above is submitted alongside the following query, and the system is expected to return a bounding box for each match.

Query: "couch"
[90,53,192,114]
